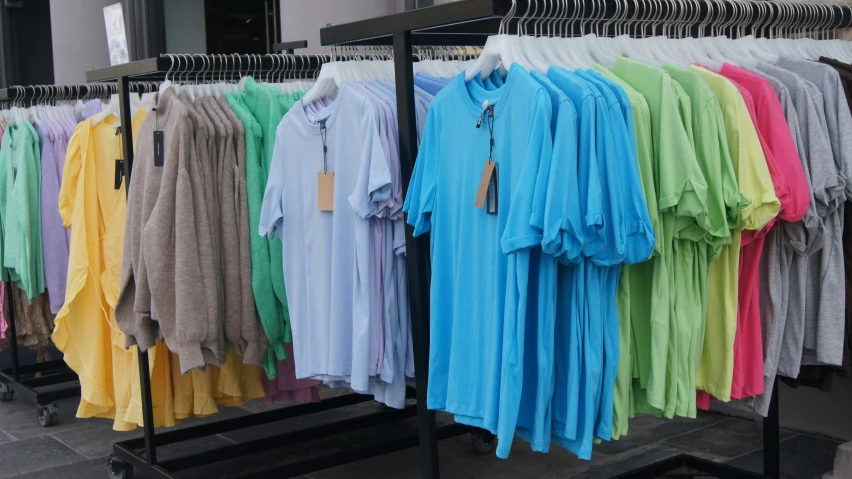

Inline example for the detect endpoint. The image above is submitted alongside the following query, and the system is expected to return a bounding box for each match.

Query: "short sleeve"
[727,101,780,231]
[804,96,845,219]
[258,125,287,238]
[403,107,440,237]
[609,104,655,265]
[656,77,708,222]
[58,128,82,229]
[349,98,392,219]
[502,91,553,254]
[577,98,605,257]
[538,101,584,263]
[588,96,626,266]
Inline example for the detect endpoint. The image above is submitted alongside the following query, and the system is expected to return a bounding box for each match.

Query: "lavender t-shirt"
[84,99,102,119]
[36,122,69,314]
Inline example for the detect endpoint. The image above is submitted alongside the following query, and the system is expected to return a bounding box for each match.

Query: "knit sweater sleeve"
[116,110,161,349]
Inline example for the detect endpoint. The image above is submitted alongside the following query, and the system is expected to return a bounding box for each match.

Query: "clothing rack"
[0,84,111,427]
[318,0,852,477]
[85,48,473,479]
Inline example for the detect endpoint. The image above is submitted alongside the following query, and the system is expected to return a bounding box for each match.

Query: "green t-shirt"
[226,83,306,378]
[666,64,751,418]
[613,58,709,419]
[1,120,44,302]
[691,65,779,402]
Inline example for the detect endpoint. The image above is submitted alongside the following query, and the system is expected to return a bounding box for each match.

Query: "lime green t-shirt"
[613,58,708,418]
[691,65,779,402]
[666,64,750,418]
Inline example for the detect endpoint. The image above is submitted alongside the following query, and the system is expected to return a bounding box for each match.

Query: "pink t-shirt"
[723,65,810,402]
[696,64,805,408]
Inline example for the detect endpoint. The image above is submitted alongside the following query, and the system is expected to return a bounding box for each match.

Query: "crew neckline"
[455,63,518,120]
[296,87,343,134]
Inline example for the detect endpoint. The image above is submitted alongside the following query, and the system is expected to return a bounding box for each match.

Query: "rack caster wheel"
[0,384,13,402]
[37,404,58,427]
[470,430,495,454]
[107,454,133,479]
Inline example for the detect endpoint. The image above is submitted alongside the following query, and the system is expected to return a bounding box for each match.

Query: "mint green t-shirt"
[226,82,306,377]
[1,120,44,302]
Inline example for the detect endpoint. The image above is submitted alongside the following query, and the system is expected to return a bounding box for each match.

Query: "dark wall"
[1,0,54,87]
[205,0,273,54]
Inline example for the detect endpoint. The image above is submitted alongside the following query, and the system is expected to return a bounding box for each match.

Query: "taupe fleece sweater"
[178,93,226,370]
[116,88,223,372]
[218,96,265,366]
[198,96,265,366]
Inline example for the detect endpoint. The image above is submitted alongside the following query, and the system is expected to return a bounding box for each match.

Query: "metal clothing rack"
[319,0,852,477]
[85,48,473,479]
[0,85,111,427]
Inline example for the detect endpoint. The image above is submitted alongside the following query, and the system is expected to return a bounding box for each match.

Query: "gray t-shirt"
[776,57,851,370]
[744,63,839,416]
[744,66,809,416]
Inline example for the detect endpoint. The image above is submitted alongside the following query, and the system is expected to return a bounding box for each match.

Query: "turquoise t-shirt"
[404,64,555,459]
[544,68,601,457]
[578,69,654,443]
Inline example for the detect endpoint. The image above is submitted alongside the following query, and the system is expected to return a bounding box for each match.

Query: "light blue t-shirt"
[404,64,554,459]
[260,83,392,384]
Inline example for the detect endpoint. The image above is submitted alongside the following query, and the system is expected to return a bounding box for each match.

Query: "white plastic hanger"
[465,0,523,81]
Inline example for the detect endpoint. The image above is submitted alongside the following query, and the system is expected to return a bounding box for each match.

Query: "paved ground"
[0,382,840,479]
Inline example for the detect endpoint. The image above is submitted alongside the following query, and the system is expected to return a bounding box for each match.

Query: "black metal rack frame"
[317,0,849,477]
[0,283,80,426]
[85,46,475,479]
[272,40,309,53]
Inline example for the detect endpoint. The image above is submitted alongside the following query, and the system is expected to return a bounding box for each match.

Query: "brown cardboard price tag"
[474,160,498,214]
[317,171,334,211]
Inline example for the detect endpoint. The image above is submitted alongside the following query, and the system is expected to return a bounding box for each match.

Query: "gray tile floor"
[0,386,839,479]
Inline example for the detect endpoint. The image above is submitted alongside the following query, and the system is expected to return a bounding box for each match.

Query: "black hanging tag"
[485,161,498,214]
[153,130,165,167]
[115,160,124,189]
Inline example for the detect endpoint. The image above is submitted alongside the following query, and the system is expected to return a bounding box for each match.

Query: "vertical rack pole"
[6,283,19,383]
[392,29,440,479]
[763,377,780,479]
[117,74,157,466]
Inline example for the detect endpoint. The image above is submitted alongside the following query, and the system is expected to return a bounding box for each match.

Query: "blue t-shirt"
[414,72,452,96]
[546,68,605,257]
[575,70,649,444]
[581,70,655,264]
[404,64,554,458]
[474,69,573,455]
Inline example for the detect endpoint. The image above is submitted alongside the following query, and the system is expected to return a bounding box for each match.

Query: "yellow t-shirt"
[690,66,780,401]
[55,111,149,426]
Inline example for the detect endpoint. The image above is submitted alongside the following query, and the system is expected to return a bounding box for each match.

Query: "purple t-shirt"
[36,122,69,314]
[84,99,102,119]
[351,83,394,382]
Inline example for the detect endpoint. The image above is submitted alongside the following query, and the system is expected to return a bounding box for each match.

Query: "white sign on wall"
[104,3,130,65]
